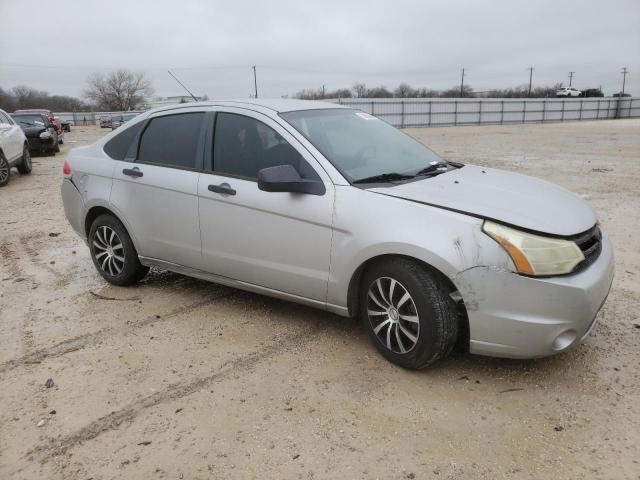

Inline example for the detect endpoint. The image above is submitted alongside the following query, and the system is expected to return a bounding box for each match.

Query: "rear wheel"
[360,258,459,369]
[89,214,149,286]
[17,145,32,174]
[0,152,10,187]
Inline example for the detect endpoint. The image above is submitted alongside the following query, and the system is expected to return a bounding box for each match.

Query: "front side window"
[138,113,205,169]
[280,109,443,182]
[213,113,319,180]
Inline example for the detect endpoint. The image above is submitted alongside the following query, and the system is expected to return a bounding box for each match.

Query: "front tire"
[89,214,149,286]
[360,258,459,369]
[17,145,32,174]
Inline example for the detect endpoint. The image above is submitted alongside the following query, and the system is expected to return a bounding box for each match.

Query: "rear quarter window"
[103,121,144,160]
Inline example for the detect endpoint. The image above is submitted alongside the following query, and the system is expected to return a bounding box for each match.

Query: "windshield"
[280,109,444,182]
[11,114,45,126]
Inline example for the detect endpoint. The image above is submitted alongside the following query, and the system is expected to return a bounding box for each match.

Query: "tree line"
[0,70,154,112]
[295,82,564,99]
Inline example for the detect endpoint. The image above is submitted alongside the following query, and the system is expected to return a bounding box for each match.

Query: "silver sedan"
[61,100,614,369]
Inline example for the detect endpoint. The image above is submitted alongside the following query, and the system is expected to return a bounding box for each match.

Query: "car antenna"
[167,70,198,102]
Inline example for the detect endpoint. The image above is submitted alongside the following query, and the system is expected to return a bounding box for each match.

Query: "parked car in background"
[612,92,631,98]
[14,108,64,145]
[61,100,614,369]
[111,113,137,130]
[580,89,604,97]
[556,87,581,97]
[99,116,112,128]
[11,112,59,156]
[56,117,71,132]
[0,108,31,187]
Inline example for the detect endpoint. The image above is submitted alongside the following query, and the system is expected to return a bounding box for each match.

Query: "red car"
[14,109,64,142]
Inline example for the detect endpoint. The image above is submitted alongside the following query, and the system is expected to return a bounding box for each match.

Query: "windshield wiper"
[415,162,453,176]
[352,172,415,184]
[18,121,35,126]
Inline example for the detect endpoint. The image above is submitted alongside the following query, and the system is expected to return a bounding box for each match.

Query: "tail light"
[63,159,72,178]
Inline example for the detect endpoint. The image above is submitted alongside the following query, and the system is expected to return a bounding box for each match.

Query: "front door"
[110,110,208,269]
[198,109,334,302]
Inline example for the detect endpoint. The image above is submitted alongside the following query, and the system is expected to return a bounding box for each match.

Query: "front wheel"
[89,214,149,286]
[360,258,459,369]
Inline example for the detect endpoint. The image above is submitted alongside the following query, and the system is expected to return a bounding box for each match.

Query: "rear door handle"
[123,167,143,178]
[208,183,236,196]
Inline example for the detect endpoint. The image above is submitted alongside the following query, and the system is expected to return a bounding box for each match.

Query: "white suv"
[0,108,31,187]
[556,87,581,97]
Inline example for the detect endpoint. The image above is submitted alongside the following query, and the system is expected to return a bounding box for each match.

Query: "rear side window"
[103,121,144,160]
[138,113,205,169]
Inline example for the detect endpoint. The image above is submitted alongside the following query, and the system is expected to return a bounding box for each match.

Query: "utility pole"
[252,66,258,99]
[527,67,534,97]
[460,68,465,97]
[568,71,575,87]
[321,84,326,98]
[621,67,628,95]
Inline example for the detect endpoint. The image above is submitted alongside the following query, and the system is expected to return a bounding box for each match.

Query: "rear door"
[110,109,209,268]
[197,108,335,302]
[0,112,22,161]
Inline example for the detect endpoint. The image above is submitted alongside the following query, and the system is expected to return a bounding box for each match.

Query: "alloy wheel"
[367,277,420,354]
[93,226,125,276]
[0,158,9,184]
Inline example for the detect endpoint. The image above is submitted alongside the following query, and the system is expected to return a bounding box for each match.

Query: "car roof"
[14,109,52,114]
[147,98,350,116]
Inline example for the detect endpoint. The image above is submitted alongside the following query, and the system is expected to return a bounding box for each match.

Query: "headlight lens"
[40,131,52,139]
[482,221,585,276]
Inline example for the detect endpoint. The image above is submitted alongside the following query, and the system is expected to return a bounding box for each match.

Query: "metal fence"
[54,111,145,126]
[332,97,640,128]
[53,97,639,128]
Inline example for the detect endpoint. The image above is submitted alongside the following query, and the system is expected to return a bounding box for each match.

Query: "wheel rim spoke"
[368,289,387,310]
[373,318,391,335]
[395,324,406,353]
[376,279,389,305]
[367,276,420,354]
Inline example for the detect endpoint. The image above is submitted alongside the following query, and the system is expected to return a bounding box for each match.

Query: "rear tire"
[89,214,149,286]
[359,258,459,369]
[0,152,10,187]
[17,145,32,174]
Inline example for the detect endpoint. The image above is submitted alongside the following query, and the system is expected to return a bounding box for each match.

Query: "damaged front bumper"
[454,234,614,358]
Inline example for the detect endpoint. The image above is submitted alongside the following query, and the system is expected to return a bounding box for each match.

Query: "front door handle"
[208,183,236,196]
[123,167,143,178]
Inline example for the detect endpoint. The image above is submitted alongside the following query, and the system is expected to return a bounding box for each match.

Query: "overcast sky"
[1,0,638,99]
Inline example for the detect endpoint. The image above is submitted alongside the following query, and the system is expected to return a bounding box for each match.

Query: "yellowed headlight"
[482,221,585,276]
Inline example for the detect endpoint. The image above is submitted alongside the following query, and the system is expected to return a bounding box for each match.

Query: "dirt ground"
[1,119,639,480]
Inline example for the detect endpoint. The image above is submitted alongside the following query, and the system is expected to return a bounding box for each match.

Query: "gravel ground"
[1,120,639,480]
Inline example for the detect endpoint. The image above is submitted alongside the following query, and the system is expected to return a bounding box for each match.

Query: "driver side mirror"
[257,164,325,196]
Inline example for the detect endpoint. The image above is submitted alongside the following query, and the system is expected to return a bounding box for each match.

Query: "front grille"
[573,225,602,272]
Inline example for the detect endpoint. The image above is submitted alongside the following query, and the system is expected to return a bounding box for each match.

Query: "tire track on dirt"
[28,323,324,462]
[0,292,235,373]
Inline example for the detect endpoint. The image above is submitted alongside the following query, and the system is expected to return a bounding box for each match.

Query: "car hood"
[20,126,47,136]
[368,165,597,236]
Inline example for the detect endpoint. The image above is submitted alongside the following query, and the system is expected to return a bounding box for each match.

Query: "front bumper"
[456,234,614,358]
[26,136,55,151]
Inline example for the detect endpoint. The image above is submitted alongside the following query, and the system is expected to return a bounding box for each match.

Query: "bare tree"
[85,70,153,110]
